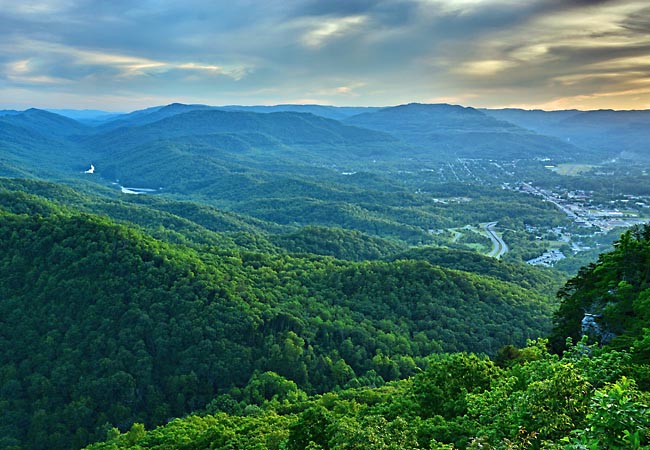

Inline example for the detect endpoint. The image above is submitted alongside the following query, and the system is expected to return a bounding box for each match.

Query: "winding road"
[484,221,508,259]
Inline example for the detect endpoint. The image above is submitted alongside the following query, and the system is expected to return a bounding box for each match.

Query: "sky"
[1,0,650,112]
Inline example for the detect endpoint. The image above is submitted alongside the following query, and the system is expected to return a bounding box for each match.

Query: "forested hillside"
[551,224,650,358]
[78,226,650,450]
[0,196,559,450]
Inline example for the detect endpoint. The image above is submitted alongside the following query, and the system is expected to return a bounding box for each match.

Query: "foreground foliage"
[84,340,650,450]
[551,224,650,369]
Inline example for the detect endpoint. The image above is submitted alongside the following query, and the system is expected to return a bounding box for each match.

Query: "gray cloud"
[621,5,650,33]
[1,0,649,110]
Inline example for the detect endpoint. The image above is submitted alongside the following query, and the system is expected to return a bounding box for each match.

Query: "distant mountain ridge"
[46,108,123,123]
[0,110,91,178]
[0,109,21,116]
[93,108,396,148]
[483,107,650,161]
[217,104,380,120]
[83,108,403,191]
[0,108,90,139]
[93,103,380,131]
[95,103,216,131]
[2,101,649,189]
[345,102,585,161]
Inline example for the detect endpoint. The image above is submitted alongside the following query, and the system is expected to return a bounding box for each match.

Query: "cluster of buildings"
[511,183,649,267]
[527,249,566,267]
[513,183,646,232]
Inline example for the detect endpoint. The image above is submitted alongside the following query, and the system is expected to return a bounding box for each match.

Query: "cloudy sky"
[1,0,649,111]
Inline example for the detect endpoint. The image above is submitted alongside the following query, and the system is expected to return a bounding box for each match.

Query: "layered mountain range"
[1,102,649,449]
[2,102,648,222]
